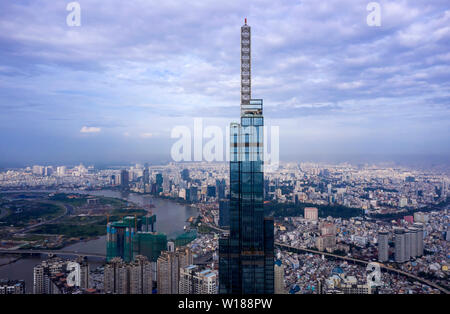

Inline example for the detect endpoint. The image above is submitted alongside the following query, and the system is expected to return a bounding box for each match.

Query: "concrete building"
[394,228,406,263]
[104,255,152,294]
[377,230,389,262]
[274,260,285,294]
[404,230,411,261]
[77,256,89,290]
[304,207,319,221]
[316,234,336,252]
[0,280,25,294]
[33,258,66,294]
[409,227,418,257]
[129,255,153,294]
[179,265,218,294]
[104,257,129,294]
[413,223,424,256]
[157,247,193,294]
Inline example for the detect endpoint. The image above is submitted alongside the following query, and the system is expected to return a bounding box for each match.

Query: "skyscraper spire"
[241,21,251,105]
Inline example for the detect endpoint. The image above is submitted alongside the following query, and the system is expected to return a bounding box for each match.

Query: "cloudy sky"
[0,0,449,166]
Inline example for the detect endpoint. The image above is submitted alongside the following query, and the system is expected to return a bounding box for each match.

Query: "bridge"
[0,249,105,259]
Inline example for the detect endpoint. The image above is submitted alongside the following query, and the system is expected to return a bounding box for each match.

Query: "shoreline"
[0,255,22,267]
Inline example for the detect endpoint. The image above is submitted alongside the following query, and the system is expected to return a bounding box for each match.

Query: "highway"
[0,248,105,259]
[275,242,449,294]
[205,223,449,294]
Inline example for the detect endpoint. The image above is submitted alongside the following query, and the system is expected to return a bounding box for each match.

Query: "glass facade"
[219,102,274,294]
[218,21,274,294]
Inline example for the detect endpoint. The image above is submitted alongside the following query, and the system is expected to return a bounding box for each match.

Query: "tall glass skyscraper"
[219,19,274,294]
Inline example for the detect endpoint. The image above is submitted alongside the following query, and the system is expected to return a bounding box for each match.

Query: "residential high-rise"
[404,230,411,260]
[104,257,129,294]
[157,247,193,294]
[104,255,152,294]
[179,265,218,294]
[33,257,66,294]
[414,223,424,256]
[33,257,87,294]
[409,227,418,257]
[129,255,153,294]
[76,256,90,290]
[274,260,285,294]
[394,228,406,263]
[219,19,274,294]
[377,230,389,262]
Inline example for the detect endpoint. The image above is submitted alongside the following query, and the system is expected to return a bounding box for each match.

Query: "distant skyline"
[1,0,449,166]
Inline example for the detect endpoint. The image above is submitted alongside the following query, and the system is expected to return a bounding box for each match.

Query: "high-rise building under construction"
[219,19,274,294]
[106,214,166,263]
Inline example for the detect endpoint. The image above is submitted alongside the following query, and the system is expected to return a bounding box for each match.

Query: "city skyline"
[1,0,450,166]
[0,1,449,301]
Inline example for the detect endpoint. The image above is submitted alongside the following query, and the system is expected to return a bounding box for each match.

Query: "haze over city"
[1,0,449,167]
[0,0,449,302]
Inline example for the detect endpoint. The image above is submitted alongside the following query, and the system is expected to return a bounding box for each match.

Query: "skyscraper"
[129,255,153,294]
[394,228,406,263]
[274,260,285,294]
[408,227,418,257]
[377,230,389,262]
[404,230,411,260]
[76,256,90,290]
[219,19,274,294]
[104,255,152,294]
[104,257,129,294]
[413,223,424,256]
[106,216,136,262]
[157,247,193,294]
[33,257,66,294]
[219,199,230,228]
[216,178,226,199]
[107,215,167,264]
[120,169,129,189]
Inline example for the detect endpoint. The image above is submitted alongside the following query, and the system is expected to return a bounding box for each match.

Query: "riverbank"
[0,255,21,267]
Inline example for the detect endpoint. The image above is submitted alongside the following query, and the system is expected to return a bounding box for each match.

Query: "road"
[0,248,105,259]
[204,223,448,294]
[276,242,449,294]
[15,202,72,234]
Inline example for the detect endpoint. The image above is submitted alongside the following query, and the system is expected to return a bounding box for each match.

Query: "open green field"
[31,222,106,238]
[1,192,148,239]
[49,193,127,208]
[0,200,64,227]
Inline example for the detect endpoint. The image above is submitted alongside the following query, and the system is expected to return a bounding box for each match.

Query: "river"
[0,189,198,293]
